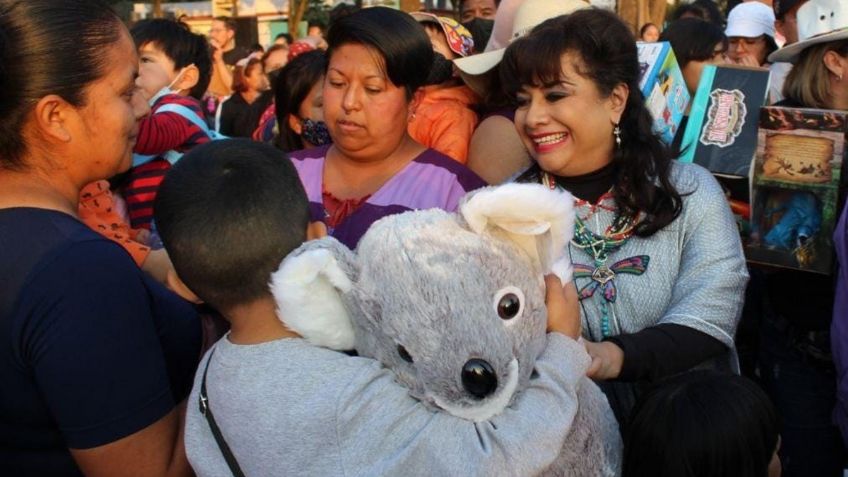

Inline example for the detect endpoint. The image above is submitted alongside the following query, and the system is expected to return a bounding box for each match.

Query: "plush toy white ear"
[460,183,575,282]
[270,244,356,350]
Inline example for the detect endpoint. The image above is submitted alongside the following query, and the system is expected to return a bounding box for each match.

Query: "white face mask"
[149,63,194,105]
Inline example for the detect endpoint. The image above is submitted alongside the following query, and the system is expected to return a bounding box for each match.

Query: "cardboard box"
[636,42,690,146]
[679,65,770,177]
[745,106,847,274]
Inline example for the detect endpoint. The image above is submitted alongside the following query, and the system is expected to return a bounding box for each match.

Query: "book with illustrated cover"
[679,65,770,177]
[745,106,847,274]
[636,41,690,146]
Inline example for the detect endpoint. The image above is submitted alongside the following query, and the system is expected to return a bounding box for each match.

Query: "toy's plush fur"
[271,184,622,476]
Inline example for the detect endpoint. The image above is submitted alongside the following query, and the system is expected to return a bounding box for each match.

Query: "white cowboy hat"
[453,0,589,95]
[769,0,848,63]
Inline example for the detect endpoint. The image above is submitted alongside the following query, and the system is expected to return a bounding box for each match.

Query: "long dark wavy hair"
[501,8,683,237]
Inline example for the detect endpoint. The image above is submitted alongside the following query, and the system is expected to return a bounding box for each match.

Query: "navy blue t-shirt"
[0,208,201,476]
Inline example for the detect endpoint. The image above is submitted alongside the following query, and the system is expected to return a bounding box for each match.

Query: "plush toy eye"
[397,345,414,363]
[498,294,520,319]
[493,286,525,321]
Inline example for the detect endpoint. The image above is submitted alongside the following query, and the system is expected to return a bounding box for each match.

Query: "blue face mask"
[300,118,332,146]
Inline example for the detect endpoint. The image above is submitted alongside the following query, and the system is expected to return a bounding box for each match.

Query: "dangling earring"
[613,124,621,148]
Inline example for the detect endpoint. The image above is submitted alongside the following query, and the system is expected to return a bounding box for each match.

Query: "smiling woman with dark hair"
[0,1,200,476]
[502,8,748,426]
[289,7,485,250]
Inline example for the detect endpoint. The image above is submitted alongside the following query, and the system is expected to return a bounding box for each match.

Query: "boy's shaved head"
[155,139,309,312]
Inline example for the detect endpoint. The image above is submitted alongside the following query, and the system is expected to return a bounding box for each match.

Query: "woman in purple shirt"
[289,8,485,249]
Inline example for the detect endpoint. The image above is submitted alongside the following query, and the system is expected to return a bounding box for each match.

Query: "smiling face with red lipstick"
[513,51,627,178]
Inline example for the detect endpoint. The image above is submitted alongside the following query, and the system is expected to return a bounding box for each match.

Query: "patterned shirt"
[124,94,212,229]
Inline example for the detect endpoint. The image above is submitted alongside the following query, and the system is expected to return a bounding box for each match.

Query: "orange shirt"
[407,84,480,164]
[78,180,150,267]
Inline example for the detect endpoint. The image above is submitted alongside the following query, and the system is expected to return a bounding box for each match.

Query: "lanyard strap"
[199,348,247,477]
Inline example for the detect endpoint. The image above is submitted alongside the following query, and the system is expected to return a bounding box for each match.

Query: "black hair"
[275,32,293,44]
[660,18,728,68]
[458,0,502,15]
[623,370,780,477]
[326,7,433,98]
[763,35,779,61]
[214,16,237,33]
[0,0,122,170]
[130,19,213,100]
[154,139,309,312]
[274,50,328,152]
[425,52,456,86]
[502,8,683,237]
[329,3,360,30]
[249,43,264,54]
[262,44,289,70]
[232,57,263,94]
[671,0,725,28]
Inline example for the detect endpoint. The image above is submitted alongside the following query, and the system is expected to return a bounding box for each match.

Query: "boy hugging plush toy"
[272,183,622,476]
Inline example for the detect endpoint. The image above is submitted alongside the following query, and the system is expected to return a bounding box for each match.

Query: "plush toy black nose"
[461,359,498,399]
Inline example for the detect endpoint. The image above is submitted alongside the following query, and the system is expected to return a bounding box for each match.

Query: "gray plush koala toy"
[271,183,622,476]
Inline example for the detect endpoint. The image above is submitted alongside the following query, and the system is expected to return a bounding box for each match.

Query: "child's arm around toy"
[333,276,589,476]
[545,274,581,339]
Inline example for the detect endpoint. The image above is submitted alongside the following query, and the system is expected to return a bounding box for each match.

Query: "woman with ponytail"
[0,1,199,474]
[501,8,748,427]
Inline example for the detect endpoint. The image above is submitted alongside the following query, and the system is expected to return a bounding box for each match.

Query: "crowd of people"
[0,0,846,476]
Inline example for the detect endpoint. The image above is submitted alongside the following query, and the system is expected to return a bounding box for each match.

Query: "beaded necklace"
[542,171,650,338]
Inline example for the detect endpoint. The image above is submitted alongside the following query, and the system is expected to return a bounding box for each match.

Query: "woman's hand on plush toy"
[585,341,624,380]
[544,275,581,340]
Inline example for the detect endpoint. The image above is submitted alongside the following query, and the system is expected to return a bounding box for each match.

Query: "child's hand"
[733,54,761,68]
[544,275,581,340]
[209,39,225,64]
[141,248,173,286]
[585,341,624,380]
[307,221,328,239]
[134,228,151,246]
